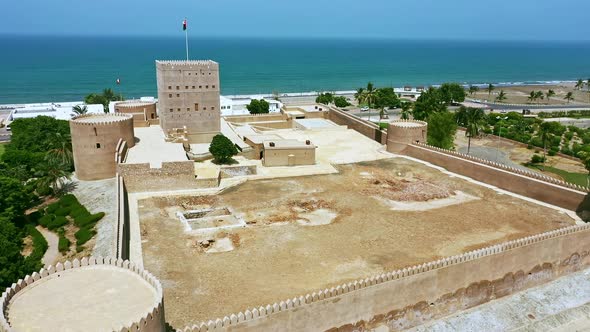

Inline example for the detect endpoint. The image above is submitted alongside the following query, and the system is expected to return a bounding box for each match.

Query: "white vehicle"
[360,106,370,112]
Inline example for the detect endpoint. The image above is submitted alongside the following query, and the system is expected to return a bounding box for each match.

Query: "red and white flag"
[116,78,121,85]
[182,19,187,31]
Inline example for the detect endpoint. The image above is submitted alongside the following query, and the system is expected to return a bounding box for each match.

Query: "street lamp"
[496,116,508,162]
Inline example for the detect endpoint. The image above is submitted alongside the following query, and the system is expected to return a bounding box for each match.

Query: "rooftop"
[125,126,188,167]
[263,139,315,149]
[245,134,282,145]
[7,265,159,332]
[71,113,132,124]
[390,120,427,128]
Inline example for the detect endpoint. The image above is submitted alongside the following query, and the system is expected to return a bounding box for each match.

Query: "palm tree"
[364,82,376,109]
[468,85,479,96]
[564,92,574,103]
[545,89,555,101]
[102,88,116,101]
[72,105,88,115]
[400,102,412,120]
[462,108,485,154]
[528,91,536,103]
[575,79,584,90]
[354,88,365,105]
[495,90,507,103]
[539,123,554,171]
[45,132,73,169]
[36,160,72,196]
[534,91,544,103]
[486,83,495,97]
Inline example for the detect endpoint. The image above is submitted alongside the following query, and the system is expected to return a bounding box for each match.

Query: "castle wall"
[118,161,217,193]
[70,114,135,181]
[325,106,387,144]
[114,101,157,128]
[156,60,220,142]
[183,225,590,332]
[403,143,588,210]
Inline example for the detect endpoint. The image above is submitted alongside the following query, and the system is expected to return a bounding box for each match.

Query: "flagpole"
[185,18,189,61]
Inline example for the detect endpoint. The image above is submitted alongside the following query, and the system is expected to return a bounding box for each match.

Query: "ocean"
[1,35,589,104]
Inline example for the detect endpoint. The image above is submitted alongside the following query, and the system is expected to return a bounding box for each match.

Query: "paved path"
[36,226,58,267]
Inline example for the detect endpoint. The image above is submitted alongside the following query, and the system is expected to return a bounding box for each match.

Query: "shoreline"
[1,81,585,108]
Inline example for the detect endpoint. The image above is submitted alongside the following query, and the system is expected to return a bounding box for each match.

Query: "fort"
[2,60,590,332]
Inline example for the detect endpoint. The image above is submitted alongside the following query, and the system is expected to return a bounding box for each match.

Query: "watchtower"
[70,113,135,181]
[156,60,221,143]
[386,120,428,153]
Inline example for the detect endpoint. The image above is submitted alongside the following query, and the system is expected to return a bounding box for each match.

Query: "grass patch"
[0,143,6,158]
[25,225,48,264]
[527,164,588,187]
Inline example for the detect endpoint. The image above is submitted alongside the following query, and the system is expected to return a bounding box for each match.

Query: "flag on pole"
[182,19,187,31]
[116,78,121,85]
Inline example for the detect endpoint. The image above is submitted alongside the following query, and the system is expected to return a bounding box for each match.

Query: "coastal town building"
[262,139,316,166]
[156,60,221,143]
[6,102,103,123]
[220,95,283,116]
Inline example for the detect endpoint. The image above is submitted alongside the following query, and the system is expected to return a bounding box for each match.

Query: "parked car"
[360,106,369,112]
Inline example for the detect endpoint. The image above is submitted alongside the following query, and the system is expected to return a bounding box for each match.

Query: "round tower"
[0,257,165,332]
[114,100,158,127]
[386,120,428,153]
[70,113,135,181]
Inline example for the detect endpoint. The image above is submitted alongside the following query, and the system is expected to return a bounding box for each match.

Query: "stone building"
[263,139,316,167]
[70,113,135,181]
[156,60,221,143]
[114,100,158,127]
[386,120,428,153]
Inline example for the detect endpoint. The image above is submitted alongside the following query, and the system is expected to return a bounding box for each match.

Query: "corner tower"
[156,60,221,143]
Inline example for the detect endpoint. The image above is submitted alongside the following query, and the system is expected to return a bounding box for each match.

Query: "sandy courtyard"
[138,158,574,328]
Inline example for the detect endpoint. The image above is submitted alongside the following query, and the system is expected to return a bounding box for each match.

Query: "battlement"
[115,100,156,109]
[70,113,133,126]
[388,119,428,129]
[412,142,590,192]
[181,224,590,331]
[156,60,219,69]
[0,257,164,332]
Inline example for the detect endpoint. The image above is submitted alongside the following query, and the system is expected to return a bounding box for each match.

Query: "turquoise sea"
[1,35,589,104]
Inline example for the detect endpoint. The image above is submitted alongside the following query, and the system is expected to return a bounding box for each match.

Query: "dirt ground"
[454,132,587,176]
[469,83,590,105]
[139,158,574,328]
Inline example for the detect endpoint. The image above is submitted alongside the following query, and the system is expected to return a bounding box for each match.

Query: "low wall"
[118,161,201,193]
[224,113,286,124]
[403,143,588,211]
[114,174,130,260]
[182,225,590,331]
[325,106,387,144]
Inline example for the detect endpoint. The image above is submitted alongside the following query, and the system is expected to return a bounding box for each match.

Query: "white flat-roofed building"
[219,95,283,116]
[7,103,104,122]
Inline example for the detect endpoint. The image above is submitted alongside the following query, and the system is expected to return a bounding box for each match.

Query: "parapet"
[388,119,428,129]
[70,113,134,126]
[156,60,218,69]
[0,257,165,332]
[115,100,157,109]
[386,120,428,153]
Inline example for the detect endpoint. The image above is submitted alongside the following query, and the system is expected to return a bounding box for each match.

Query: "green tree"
[45,132,73,169]
[486,83,495,97]
[468,85,479,96]
[439,83,466,104]
[564,92,574,103]
[495,90,507,103]
[545,89,555,101]
[363,82,377,108]
[315,93,334,105]
[456,107,485,154]
[209,134,238,164]
[427,111,457,149]
[412,87,447,120]
[374,88,401,109]
[575,79,584,90]
[246,99,270,114]
[0,177,36,220]
[72,105,88,115]
[400,102,412,120]
[539,122,555,169]
[354,88,365,105]
[333,96,351,108]
[35,160,72,196]
[534,91,544,102]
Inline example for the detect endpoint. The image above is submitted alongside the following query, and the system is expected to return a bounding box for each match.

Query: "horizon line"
[1,33,590,43]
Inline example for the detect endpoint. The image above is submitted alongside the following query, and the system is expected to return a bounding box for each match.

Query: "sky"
[1,0,589,40]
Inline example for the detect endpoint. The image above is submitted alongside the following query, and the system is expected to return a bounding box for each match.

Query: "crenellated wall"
[403,143,589,210]
[0,257,165,332]
[179,224,590,332]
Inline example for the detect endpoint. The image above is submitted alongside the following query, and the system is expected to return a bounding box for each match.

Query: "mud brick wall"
[118,161,201,193]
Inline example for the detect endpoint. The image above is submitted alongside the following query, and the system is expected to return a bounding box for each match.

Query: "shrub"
[26,211,43,225]
[38,214,54,228]
[74,212,105,229]
[58,234,70,253]
[76,245,84,253]
[548,149,557,156]
[45,202,60,214]
[54,206,71,217]
[47,216,68,230]
[531,154,546,164]
[333,96,351,108]
[58,194,78,207]
[75,228,96,245]
[564,132,574,140]
[25,225,48,262]
[36,185,53,197]
[70,207,90,220]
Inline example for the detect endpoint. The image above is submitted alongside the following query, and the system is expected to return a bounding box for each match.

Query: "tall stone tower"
[156,60,221,143]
